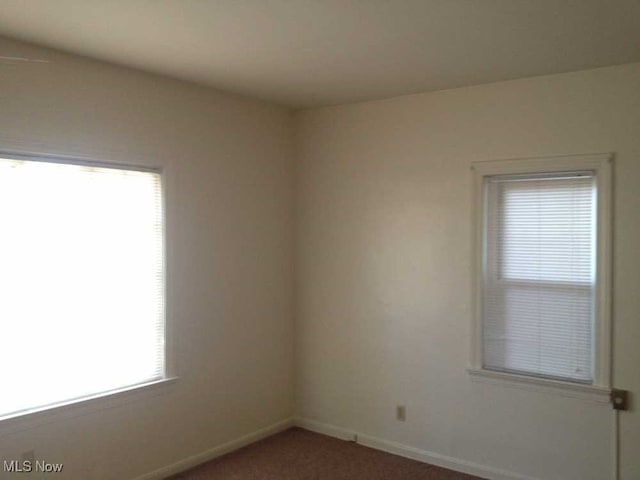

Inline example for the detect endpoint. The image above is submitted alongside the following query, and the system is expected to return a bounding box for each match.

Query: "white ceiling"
[0,1,638,108]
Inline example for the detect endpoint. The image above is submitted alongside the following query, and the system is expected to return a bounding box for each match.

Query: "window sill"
[0,376,178,435]
[467,368,610,404]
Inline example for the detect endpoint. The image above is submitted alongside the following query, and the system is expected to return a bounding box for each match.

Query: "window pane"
[483,283,593,382]
[0,157,164,418]
[483,174,595,383]
[499,177,595,283]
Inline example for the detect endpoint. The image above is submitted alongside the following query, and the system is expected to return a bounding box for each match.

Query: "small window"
[471,154,611,389]
[0,154,165,420]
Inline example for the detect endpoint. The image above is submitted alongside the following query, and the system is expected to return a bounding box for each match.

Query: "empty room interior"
[0,1,639,479]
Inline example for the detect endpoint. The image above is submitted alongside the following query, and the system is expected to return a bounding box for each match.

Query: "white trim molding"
[132,418,295,480]
[357,432,540,480]
[467,368,611,403]
[294,417,540,480]
[294,417,357,441]
[135,416,541,480]
[0,144,179,432]
[470,152,613,394]
[0,377,178,435]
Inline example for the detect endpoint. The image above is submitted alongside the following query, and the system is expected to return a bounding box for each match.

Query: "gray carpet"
[169,427,484,479]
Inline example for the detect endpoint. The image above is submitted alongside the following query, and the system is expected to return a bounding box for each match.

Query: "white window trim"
[0,377,178,435]
[470,153,613,399]
[0,144,178,432]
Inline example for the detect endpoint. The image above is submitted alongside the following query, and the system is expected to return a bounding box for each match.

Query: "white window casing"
[0,152,173,425]
[469,153,612,402]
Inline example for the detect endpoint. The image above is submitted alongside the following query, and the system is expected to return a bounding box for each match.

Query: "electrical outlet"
[396,405,406,421]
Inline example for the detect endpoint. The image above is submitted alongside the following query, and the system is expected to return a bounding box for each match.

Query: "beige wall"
[295,63,640,480]
[0,37,295,479]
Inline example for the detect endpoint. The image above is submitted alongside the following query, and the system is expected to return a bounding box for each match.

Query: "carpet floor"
[169,427,485,479]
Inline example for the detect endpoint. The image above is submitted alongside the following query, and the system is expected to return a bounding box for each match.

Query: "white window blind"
[0,156,165,419]
[483,172,595,383]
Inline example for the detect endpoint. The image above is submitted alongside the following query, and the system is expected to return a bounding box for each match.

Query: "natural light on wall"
[0,156,165,419]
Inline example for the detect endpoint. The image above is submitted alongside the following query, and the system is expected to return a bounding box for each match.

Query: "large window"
[0,154,165,420]
[471,154,611,391]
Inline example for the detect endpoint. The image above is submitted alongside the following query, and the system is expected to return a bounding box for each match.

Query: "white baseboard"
[356,432,539,480]
[294,417,539,480]
[131,416,538,480]
[132,417,295,480]
[293,416,356,441]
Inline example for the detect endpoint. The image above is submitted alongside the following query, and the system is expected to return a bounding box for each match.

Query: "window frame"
[469,153,612,401]
[0,148,177,432]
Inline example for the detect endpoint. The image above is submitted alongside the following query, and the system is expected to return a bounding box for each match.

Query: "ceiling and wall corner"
[0,0,638,108]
